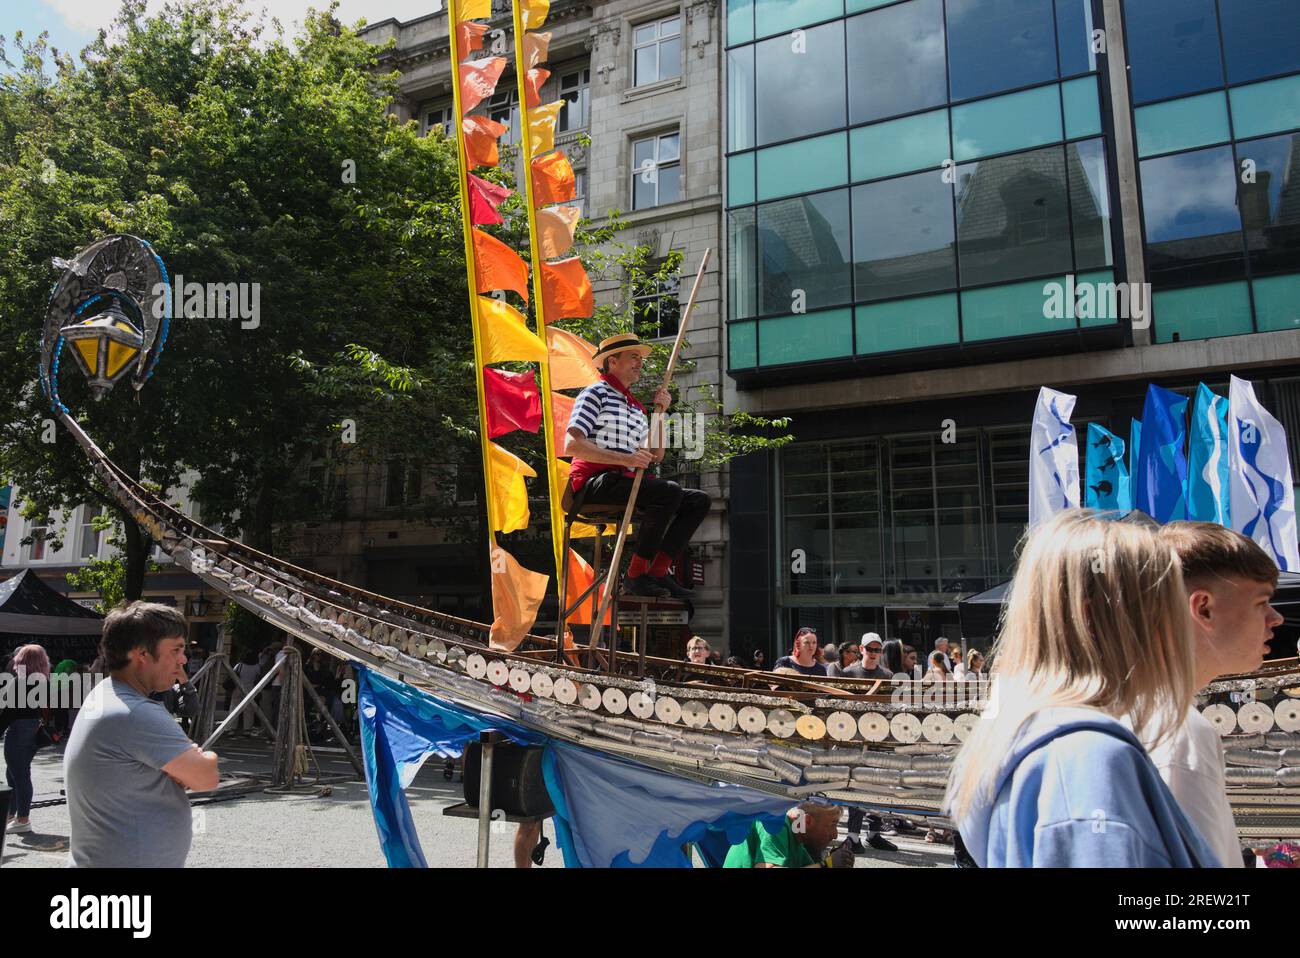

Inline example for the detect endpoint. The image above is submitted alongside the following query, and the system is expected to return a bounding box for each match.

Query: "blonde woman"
[944,511,1216,867]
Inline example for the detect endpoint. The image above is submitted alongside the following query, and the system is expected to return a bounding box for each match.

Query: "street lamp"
[59,301,145,400]
[189,591,211,618]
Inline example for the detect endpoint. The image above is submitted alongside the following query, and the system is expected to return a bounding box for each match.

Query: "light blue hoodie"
[956,708,1219,867]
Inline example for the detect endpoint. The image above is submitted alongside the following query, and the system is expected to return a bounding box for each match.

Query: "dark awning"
[0,568,103,636]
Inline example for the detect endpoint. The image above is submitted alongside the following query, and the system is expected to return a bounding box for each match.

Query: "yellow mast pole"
[509,0,567,589]
[447,0,500,548]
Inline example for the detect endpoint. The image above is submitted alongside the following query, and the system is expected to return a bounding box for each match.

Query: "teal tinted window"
[758,189,852,313]
[951,85,1063,162]
[848,0,896,9]
[1070,139,1114,271]
[1135,92,1230,158]
[728,46,755,152]
[1152,282,1252,343]
[855,294,959,353]
[755,0,842,38]
[758,309,853,365]
[729,321,758,368]
[1229,75,1300,141]
[757,132,847,200]
[755,20,846,145]
[1253,274,1300,332]
[850,109,949,181]
[729,153,755,206]
[961,276,1077,341]
[1062,76,1101,140]
[1073,270,1125,328]
[852,172,956,302]
[847,0,948,125]
[727,0,754,46]
[728,209,758,320]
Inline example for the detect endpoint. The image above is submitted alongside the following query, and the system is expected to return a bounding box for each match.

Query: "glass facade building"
[723,0,1300,656]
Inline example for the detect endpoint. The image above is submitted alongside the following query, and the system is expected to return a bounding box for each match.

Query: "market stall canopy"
[0,568,103,641]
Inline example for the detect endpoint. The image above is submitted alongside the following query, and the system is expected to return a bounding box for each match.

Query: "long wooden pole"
[588,248,712,654]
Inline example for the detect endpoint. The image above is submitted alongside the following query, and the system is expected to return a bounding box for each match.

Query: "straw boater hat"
[591,332,652,364]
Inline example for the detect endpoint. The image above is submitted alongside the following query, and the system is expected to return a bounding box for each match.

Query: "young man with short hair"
[1142,522,1284,868]
[65,601,220,867]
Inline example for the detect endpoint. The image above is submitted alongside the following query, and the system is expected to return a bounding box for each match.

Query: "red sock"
[628,554,651,578]
[649,552,673,577]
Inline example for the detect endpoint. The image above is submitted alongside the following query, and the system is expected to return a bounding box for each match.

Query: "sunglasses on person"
[863,646,883,654]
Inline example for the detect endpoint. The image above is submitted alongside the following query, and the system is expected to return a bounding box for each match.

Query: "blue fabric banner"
[1129,418,1142,487]
[1135,385,1189,522]
[1084,422,1130,513]
[1187,383,1231,524]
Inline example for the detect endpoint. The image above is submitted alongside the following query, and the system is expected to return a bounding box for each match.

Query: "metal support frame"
[475,731,499,868]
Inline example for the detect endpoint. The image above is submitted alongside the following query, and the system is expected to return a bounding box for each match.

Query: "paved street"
[3,737,952,868]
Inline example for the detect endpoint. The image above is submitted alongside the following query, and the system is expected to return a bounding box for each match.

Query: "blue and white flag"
[1085,422,1130,513]
[1029,386,1080,527]
[1229,375,1299,570]
[1135,384,1189,522]
[1187,383,1230,525]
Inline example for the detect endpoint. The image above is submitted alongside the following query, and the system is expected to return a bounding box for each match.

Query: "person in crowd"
[822,644,842,676]
[828,644,858,678]
[1137,522,1284,868]
[751,649,767,671]
[950,647,965,680]
[933,637,953,672]
[65,601,219,867]
[926,651,950,682]
[882,638,908,677]
[230,648,263,735]
[772,628,827,677]
[708,650,723,667]
[2,644,52,835]
[841,634,893,680]
[962,649,985,682]
[724,803,856,868]
[945,511,1217,867]
[902,645,919,676]
[683,636,712,684]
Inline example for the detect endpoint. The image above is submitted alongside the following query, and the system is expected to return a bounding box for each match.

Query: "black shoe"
[866,833,898,852]
[646,574,694,599]
[623,575,670,598]
[531,836,550,866]
[891,819,920,834]
[845,835,866,855]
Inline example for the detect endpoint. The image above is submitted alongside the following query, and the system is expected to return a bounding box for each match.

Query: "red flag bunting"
[484,368,542,438]
[468,174,512,226]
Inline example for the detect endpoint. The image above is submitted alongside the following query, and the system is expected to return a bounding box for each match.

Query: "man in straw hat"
[565,332,710,599]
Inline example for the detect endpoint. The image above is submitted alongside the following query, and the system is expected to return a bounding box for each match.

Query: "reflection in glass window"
[631,132,681,209]
[728,46,755,152]
[757,189,853,315]
[1068,138,1114,271]
[1140,145,1245,288]
[1218,0,1300,86]
[488,88,519,146]
[847,0,947,125]
[955,146,1072,287]
[634,15,682,87]
[755,20,846,146]
[946,0,1058,102]
[1055,0,1097,78]
[728,208,759,319]
[851,171,957,302]
[986,428,1028,578]
[1123,0,1223,105]
[1236,132,1300,278]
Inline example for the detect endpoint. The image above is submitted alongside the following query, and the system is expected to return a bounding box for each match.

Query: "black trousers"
[580,473,711,561]
[847,807,883,837]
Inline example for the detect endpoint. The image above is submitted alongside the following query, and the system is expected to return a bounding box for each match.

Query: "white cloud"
[40,0,442,35]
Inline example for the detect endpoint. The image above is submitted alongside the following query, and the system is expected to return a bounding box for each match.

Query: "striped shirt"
[567,376,649,491]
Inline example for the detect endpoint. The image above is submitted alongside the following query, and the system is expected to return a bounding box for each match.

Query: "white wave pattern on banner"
[1228,375,1300,571]
[1029,386,1080,528]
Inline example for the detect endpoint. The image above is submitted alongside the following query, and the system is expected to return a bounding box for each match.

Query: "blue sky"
[2,0,444,63]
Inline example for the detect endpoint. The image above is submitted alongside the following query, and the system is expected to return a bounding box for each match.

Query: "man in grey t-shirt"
[65,601,219,867]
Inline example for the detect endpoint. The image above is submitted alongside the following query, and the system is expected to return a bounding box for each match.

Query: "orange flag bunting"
[546,327,599,389]
[459,57,507,114]
[457,0,491,22]
[522,31,551,69]
[456,21,489,56]
[489,546,550,652]
[551,391,575,457]
[541,256,594,322]
[473,228,530,302]
[566,548,611,626]
[531,150,576,206]
[463,115,509,169]
[521,0,550,29]
[536,206,580,259]
[528,101,563,157]
[478,296,546,364]
[523,67,551,109]
[488,442,536,534]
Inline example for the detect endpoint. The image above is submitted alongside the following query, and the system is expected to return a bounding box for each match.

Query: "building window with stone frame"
[633,13,682,87]
[632,266,682,340]
[422,102,453,139]
[488,88,520,146]
[630,130,681,210]
[26,517,50,562]
[78,504,105,559]
[572,169,588,217]
[384,458,424,508]
[558,67,591,132]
